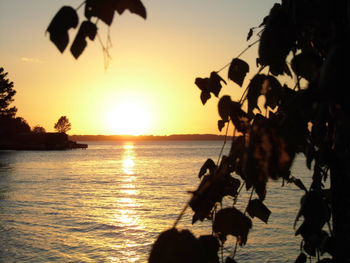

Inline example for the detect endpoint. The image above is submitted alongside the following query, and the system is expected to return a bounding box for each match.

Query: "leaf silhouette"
[148,228,201,263]
[46,6,79,53]
[244,116,292,200]
[258,4,296,75]
[198,159,216,178]
[295,191,331,238]
[291,52,322,82]
[218,119,226,132]
[228,58,249,87]
[149,228,220,263]
[70,21,98,59]
[213,207,252,245]
[195,72,226,105]
[198,235,220,263]
[247,198,271,223]
[290,177,308,192]
[209,72,227,96]
[85,0,115,26]
[114,0,147,19]
[264,75,282,110]
[247,28,253,41]
[295,252,307,263]
[247,74,266,117]
[190,163,240,224]
[228,136,245,177]
[217,96,249,133]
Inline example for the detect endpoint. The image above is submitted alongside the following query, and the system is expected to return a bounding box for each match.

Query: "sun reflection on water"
[122,143,135,175]
[108,142,144,262]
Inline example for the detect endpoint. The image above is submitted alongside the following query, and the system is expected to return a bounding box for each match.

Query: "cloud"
[20,57,42,63]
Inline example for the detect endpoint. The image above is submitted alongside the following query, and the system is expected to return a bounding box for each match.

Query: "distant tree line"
[0,67,71,146]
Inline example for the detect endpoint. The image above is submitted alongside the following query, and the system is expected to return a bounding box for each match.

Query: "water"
[0,141,312,262]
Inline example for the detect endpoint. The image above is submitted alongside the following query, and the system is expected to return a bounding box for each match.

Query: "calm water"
[0,141,312,262]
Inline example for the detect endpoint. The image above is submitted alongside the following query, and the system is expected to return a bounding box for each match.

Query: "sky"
[0,0,279,135]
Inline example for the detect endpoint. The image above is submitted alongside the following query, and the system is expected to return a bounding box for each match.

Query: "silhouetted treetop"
[54,116,71,134]
[0,67,17,117]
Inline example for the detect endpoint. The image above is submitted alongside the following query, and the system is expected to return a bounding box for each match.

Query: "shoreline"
[69,134,232,142]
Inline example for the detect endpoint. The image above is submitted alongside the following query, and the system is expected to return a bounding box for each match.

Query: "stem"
[216,39,260,73]
[244,188,254,215]
[233,182,245,205]
[216,118,230,165]
[232,239,239,259]
[75,0,86,11]
[172,202,189,228]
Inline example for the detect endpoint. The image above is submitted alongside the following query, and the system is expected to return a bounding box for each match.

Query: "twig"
[172,202,190,228]
[217,119,230,165]
[244,188,254,215]
[216,39,260,73]
[75,0,86,11]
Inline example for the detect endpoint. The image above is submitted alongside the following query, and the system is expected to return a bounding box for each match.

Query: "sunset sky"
[0,0,278,135]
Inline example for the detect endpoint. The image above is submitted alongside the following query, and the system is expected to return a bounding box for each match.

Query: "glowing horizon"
[0,0,277,136]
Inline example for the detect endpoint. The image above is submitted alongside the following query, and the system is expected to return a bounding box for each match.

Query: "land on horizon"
[69,134,232,142]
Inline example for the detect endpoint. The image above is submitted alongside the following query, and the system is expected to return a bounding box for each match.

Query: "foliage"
[150,1,350,262]
[54,116,71,133]
[32,125,46,133]
[0,67,31,138]
[0,67,17,117]
[47,0,146,68]
[0,115,31,138]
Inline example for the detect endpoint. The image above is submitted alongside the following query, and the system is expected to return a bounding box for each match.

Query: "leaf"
[291,177,308,192]
[114,0,147,19]
[228,136,246,177]
[264,75,282,110]
[198,235,220,263]
[291,52,322,82]
[200,89,211,105]
[195,72,226,105]
[247,198,271,223]
[85,0,115,26]
[190,163,238,224]
[247,28,253,41]
[295,252,307,263]
[295,191,331,236]
[209,72,227,97]
[228,58,249,87]
[218,96,233,122]
[149,229,220,263]
[70,21,97,59]
[217,96,249,133]
[218,119,226,132]
[243,116,292,200]
[46,6,79,53]
[213,207,252,245]
[258,4,296,75]
[247,74,266,117]
[148,228,202,263]
[198,159,216,178]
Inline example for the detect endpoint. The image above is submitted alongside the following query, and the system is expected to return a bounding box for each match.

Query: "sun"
[106,100,151,135]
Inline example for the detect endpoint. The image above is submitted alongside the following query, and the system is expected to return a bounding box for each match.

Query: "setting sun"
[106,100,152,135]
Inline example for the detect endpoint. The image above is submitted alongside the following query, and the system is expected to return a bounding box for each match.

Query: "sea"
[0,140,313,262]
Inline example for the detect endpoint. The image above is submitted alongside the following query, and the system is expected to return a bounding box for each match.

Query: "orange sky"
[0,0,278,135]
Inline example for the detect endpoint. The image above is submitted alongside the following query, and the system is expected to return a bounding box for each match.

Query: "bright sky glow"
[0,0,278,135]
